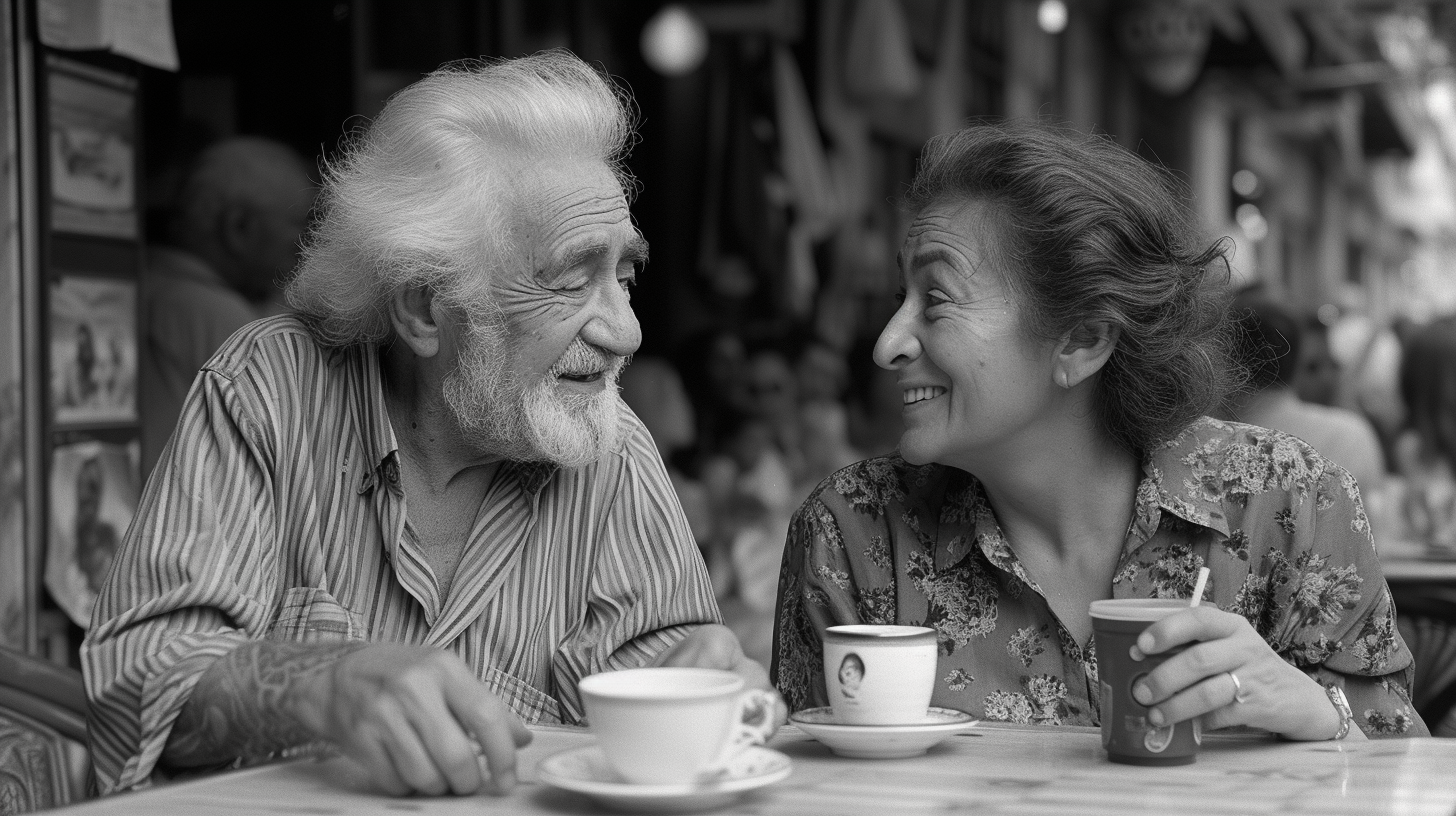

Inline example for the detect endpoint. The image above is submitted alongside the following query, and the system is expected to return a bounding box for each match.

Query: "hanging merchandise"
[1114,0,1213,96]
[773,44,842,317]
[843,0,921,102]
[922,0,968,139]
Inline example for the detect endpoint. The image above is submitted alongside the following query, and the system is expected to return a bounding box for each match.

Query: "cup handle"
[699,688,778,781]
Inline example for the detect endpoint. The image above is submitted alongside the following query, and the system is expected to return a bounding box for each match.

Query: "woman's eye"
[926,290,951,307]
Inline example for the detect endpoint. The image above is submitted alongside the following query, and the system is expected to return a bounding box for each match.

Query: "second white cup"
[822,624,938,725]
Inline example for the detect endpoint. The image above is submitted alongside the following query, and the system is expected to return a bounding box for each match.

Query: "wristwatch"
[1325,683,1353,740]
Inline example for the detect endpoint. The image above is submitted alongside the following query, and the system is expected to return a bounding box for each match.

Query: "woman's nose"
[873,305,920,370]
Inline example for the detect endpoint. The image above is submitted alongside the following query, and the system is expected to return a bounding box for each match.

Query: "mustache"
[549,340,628,379]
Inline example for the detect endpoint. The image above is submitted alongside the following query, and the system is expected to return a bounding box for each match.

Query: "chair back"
[1395,590,1456,737]
[0,646,89,813]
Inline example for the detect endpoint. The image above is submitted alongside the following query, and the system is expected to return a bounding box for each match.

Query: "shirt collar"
[1128,418,1234,547]
[347,344,559,497]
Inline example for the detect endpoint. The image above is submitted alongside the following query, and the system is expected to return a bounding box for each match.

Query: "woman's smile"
[902,386,946,406]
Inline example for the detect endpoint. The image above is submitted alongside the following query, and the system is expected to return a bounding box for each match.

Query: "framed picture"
[46,55,137,239]
[46,435,140,628]
[50,274,137,426]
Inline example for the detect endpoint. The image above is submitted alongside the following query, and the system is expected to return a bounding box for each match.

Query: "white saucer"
[789,706,979,759]
[537,744,792,813]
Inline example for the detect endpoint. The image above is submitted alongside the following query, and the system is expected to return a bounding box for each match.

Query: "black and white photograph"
[48,275,136,426]
[46,56,138,239]
[6,2,1456,813]
[44,437,139,629]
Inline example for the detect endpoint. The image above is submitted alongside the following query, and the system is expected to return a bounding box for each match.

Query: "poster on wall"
[46,55,137,239]
[0,0,28,649]
[50,274,137,425]
[46,436,140,628]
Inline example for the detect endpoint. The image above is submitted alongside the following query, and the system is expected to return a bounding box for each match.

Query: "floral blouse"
[772,418,1428,738]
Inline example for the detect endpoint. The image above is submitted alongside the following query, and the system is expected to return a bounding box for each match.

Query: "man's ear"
[1053,321,1120,389]
[388,284,442,359]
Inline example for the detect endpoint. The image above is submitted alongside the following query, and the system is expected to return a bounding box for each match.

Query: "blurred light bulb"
[1038,0,1068,34]
[1235,202,1268,241]
[1231,169,1259,198]
[642,5,709,77]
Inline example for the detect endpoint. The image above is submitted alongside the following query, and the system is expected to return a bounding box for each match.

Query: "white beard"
[442,305,626,467]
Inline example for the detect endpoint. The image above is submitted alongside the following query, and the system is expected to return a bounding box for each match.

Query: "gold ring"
[1227,670,1249,704]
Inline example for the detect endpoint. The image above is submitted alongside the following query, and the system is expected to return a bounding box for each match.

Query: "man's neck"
[379,343,501,495]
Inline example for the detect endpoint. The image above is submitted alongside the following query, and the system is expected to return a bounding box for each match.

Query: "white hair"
[286,50,637,347]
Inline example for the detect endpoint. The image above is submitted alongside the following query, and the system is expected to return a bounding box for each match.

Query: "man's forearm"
[162,640,367,769]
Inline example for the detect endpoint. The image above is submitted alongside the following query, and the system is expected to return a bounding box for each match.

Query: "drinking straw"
[1188,566,1210,608]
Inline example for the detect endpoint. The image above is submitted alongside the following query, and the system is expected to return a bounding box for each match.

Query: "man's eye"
[894,288,907,305]
[926,290,951,307]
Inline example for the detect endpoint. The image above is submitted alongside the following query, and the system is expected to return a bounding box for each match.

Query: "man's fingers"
[448,686,525,793]
[344,723,411,797]
[375,708,452,796]
[403,696,487,796]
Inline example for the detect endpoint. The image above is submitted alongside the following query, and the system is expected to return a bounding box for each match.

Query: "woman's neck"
[957,417,1141,566]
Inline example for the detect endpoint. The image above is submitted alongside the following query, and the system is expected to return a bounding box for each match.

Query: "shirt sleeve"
[81,367,280,793]
[1257,461,1428,738]
[550,414,721,722]
[771,490,863,713]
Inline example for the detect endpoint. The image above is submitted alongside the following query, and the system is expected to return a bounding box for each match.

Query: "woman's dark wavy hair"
[905,121,1241,454]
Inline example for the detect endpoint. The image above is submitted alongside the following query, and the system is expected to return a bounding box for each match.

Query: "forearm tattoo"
[162,640,368,769]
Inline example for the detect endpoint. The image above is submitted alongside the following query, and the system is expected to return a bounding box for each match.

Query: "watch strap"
[1325,683,1353,740]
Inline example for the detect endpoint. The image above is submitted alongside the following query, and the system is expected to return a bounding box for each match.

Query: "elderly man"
[84,52,765,797]
[141,136,316,476]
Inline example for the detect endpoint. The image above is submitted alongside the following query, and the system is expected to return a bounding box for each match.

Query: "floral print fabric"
[772,418,1428,738]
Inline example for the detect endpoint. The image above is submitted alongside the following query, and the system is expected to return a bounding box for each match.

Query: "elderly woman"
[772,123,1426,740]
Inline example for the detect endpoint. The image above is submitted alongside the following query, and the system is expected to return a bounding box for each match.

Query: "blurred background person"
[1229,291,1386,494]
[1292,313,1342,408]
[140,136,317,476]
[1394,316,1456,556]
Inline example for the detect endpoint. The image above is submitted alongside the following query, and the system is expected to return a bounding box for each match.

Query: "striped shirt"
[81,315,719,794]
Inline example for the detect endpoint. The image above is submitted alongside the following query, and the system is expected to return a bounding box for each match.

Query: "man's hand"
[298,644,533,795]
[164,641,532,796]
[652,624,787,727]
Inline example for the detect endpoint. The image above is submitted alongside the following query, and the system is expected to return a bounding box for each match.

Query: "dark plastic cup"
[1090,599,1200,766]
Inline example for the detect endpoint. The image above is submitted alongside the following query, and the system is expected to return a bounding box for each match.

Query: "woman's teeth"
[903,386,945,405]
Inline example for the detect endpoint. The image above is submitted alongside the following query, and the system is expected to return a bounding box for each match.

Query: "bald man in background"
[141,137,316,475]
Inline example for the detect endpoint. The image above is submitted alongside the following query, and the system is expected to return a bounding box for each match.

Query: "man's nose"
[581,282,641,358]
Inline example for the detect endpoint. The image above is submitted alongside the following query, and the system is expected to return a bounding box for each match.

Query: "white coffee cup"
[823,624,938,725]
[578,667,778,785]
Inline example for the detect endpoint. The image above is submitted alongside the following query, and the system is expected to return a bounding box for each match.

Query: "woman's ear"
[1054,321,1120,389]
[387,284,441,359]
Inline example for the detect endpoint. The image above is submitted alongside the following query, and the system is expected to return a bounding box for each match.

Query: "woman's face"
[874,199,1058,470]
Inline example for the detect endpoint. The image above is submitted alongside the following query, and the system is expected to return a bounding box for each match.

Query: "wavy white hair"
[286,50,637,347]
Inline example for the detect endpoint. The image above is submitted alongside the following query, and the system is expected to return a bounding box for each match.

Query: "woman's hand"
[1129,606,1359,741]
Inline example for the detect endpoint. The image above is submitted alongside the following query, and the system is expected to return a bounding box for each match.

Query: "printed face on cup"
[578,667,777,785]
[823,625,937,725]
